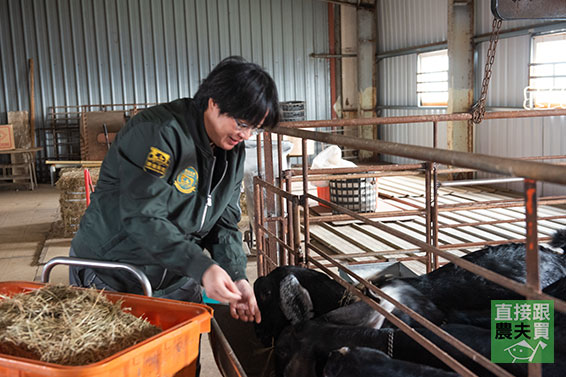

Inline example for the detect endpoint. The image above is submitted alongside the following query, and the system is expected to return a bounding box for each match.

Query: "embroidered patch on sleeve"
[143,146,171,178]
[174,167,198,194]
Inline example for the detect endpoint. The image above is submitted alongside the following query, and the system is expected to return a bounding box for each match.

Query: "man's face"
[203,98,257,150]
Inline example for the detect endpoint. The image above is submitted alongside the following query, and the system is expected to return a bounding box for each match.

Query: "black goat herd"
[253,229,566,377]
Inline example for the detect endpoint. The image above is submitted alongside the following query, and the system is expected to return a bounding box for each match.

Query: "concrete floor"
[0,184,257,377]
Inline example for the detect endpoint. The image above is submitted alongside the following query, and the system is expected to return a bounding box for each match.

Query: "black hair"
[193,56,281,130]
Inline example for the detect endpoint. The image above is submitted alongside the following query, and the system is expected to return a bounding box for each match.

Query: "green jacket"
[71,98,247,294]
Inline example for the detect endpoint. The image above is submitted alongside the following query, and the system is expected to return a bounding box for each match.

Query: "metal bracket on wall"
[310,53,358,59]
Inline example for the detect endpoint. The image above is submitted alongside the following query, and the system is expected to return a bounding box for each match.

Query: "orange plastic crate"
[0,281,213,377]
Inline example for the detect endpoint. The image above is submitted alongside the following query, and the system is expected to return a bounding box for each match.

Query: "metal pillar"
[357,6,377,161]
[447,0,474,153]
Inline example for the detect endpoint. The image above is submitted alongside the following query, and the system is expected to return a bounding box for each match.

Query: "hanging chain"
[471,18,503,124]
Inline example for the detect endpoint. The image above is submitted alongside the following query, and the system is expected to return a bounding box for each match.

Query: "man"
[70,56,280,324]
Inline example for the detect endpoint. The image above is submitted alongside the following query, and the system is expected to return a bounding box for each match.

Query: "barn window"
[417,49,449,107]
[527,32,566,109]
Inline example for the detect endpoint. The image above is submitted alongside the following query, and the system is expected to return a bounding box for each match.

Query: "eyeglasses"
[234,119,263,137]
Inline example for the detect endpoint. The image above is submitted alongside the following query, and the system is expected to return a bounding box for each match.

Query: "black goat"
[323,346,459,377]
[540,274,566,355]
[276,273,566,377]
[407,228,566,314]
[276,319,565,377]
[320,276,445,329]
[257,228,566,341]
[254,265,348,345]
[275,321,485,377]
[330,229,566,330]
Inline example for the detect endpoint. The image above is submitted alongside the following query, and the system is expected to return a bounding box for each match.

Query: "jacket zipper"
[197,156,228,233]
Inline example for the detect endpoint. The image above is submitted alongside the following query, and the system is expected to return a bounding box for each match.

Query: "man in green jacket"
[70,56,280,324]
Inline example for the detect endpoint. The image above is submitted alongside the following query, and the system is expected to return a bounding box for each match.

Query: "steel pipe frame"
[440,176,525,186]
[276,134,288,267]
[253,176,303,274]
[439,216,566,229]
[289,162,424,175]
[525,179,543,377]
[272,127,566,185]
[307,245,514,377]
[303,233,551,261]
[306,192,566,312]
[49,102,158,110]
[307,187,566,265]
[302,138,311,267]
[255,222,298,260]
[304,190,566,222]
[297,170,425,182]
[278,108,566,128]
[260,133,279,273]
[425,162,433,272]
[269,111,566,311]
[41,257,153,297]
[254,195,564,375]
[209,318,247,377]
[253,179,265,277]
[250,110,566,376]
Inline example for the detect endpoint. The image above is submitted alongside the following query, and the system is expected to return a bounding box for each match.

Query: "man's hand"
[201,264,242,303]
[201,265,261,323]
[230,279,261,323]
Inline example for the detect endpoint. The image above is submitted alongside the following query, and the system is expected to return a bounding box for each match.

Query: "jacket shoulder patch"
[174,167,198,194]
[143,146,171,178]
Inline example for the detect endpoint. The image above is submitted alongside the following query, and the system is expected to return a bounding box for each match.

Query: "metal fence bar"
[306,193,566,313]
[307,246,513,377]
[249,109,566,377]
[524,178,542,377]
[273,127,566,185]
[278,109,566,128]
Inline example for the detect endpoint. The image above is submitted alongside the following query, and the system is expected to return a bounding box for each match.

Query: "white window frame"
[525,32,566,109]
[417,49,449,108]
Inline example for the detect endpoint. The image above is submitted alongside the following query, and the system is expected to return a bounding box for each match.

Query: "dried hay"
[56,168,100,237]
[0,284,161,365]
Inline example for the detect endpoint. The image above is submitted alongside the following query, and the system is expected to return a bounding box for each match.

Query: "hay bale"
[56,168,100,237]
[0,284,161,365]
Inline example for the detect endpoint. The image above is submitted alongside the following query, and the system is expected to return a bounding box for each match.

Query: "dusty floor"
[0,184,257,377]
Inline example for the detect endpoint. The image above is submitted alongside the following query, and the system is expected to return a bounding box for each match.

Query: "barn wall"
[377,0,566,195]
[0,0,331,180]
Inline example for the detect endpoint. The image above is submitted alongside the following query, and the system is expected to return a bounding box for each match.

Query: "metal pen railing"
[251,109,566,377]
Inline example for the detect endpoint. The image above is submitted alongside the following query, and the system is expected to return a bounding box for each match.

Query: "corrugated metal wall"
[0,0,331,180]
[474,5,565,196]
[377,0,448,165]
[377,0,447,53]
[377,0,566,195]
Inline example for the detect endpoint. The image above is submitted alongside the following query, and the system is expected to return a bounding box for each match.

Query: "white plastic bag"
[310,145,357,187]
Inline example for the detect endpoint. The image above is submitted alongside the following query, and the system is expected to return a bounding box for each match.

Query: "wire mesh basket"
[329,177,377,214]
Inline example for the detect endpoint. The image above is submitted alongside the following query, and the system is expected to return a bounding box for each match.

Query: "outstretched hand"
[201,264,242,303]
[201,265,261,323]
[230,279,261,323]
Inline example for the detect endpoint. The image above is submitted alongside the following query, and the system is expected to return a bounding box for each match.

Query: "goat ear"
[369,273,395,287]
[279,274,314,324]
